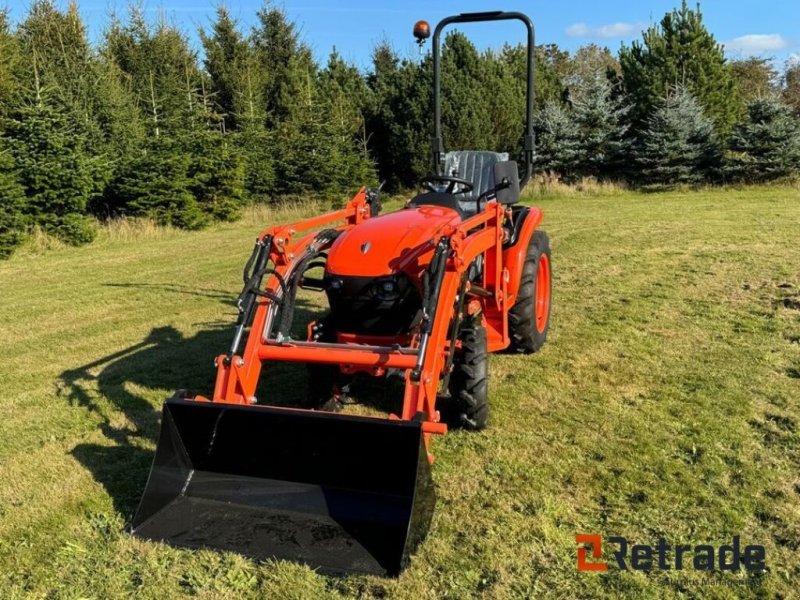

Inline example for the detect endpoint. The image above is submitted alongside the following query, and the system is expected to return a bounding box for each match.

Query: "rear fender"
[503,206,542,306]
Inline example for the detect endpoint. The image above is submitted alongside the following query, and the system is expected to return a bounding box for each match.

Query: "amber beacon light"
[413,20,431,45]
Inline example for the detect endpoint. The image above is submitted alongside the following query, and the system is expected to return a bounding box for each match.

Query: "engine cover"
[325,206,461,278]
[323,205,461,335]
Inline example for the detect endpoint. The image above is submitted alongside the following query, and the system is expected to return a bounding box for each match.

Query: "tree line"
[1,0,800,258]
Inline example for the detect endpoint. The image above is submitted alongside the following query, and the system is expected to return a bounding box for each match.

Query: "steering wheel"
[421,175,474,195]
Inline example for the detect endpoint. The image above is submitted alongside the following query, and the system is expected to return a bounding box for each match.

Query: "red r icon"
[576,534,608,571]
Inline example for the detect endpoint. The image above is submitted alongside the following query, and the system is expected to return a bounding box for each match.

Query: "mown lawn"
[0,186,798,599]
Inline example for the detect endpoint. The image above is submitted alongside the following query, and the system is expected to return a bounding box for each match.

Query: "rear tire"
[448,322,489,430]
[508,230,551,353]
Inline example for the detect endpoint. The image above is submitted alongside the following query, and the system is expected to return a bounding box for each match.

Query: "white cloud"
[565,22,644,39]
[565,23,590,37]
[725,34,790,53]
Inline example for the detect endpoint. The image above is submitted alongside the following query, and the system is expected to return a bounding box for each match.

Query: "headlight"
[374,277,400,301]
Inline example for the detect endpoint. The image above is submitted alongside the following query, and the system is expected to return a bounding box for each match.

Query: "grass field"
[1,186,799,599]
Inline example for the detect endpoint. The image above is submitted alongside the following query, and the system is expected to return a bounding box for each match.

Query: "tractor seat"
[443,151,509,215]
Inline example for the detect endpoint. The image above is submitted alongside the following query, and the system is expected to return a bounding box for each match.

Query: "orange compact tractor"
[131,11,551,576]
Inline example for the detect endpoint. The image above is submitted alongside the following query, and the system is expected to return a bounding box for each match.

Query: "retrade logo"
[576,535,766,573]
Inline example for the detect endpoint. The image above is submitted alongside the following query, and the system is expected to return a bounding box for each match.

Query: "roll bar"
[431,11,536,188]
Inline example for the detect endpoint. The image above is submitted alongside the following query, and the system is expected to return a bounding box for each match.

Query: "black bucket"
[130,398,435,576]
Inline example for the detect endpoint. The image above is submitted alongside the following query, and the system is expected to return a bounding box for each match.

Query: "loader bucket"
[130,398,435,576]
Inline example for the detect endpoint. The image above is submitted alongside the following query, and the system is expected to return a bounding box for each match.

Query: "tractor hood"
[326,205,461,277]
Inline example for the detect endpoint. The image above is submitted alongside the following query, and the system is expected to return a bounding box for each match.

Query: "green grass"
[1,187,799,599]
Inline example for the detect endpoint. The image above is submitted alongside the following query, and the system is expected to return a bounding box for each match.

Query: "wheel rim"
[535,254,551,333]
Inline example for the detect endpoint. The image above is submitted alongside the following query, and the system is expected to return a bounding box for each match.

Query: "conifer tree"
[440,32,490,152]
[6,101,99,244]
[727,97,800,182]
[534,101,581,178]
[620,1,738,135]
[105,7,201,137]
[0,142,26,258]
[566,70,629,178]
[730,58,777,105]
[201,7,262,132]
[636,87,721,186]
[252,4,313,127]
[483,47,525,154]
[0,10,19,122]
[186,128,246,220]
[364,42,415,189]
[317,49,376,190]
[110,136,206,229]
[783,60,800,114]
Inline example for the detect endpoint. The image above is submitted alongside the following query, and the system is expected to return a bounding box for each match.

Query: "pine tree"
[620,1,738,135]
[6,101,99,244]
[726,97,800,182]
[0,142,26,258]
[783,59,800,114]
[636,87,721,186]
[730,58,777,105]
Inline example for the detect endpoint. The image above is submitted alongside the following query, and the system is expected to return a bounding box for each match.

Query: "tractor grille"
[324,273,421,336]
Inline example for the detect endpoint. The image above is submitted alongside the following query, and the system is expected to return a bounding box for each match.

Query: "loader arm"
[208,190,510,460]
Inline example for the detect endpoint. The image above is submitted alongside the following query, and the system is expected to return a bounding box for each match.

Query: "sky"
[4,0,800,70]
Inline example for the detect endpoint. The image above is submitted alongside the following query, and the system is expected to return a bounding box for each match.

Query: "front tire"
[508,230,551,353]
[448,322,489,430]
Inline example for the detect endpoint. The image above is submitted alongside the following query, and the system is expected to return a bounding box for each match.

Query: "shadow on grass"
[58,290,407,520]
[61,325,233,517]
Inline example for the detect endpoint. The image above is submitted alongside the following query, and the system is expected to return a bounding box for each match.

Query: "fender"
[503,206,542,306]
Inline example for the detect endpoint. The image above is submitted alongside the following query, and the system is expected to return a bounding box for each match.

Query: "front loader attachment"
[130,398,435,576]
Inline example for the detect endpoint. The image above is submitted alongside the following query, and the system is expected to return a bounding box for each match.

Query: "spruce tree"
[15,1,94,114]
[104,7,201,137]
[727,97,800,182]
[364,42,402,188]
[534,101,581,178]
[236,124,275,202]
[0,142,26,258]
[620,1,738,135]
[185,128,246,220]
[252,4,313,127]
[635,87,721,186]
[317,49,376,191]
[440,32,490,152]
[483,47,525,154]
[0,10,19,122]
[201,7,262,132]
[6,101,99,244]
[110,137,206,229]
[566,70,629,178]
